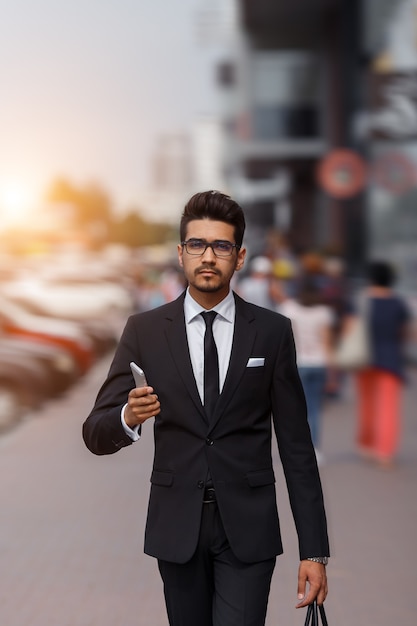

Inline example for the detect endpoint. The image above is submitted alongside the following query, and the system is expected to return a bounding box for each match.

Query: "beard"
[191,275,223,293]
[193,280,222,293]
[188,266,227,293]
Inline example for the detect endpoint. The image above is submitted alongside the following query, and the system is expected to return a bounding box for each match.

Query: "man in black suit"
[83,190,329,626]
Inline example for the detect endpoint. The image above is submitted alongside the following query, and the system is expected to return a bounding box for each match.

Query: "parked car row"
[0,268,134,434]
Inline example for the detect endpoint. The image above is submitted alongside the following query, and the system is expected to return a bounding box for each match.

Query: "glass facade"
[250,52,320,139]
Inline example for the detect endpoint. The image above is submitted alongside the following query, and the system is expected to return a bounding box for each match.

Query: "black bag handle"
[304,601,328,626]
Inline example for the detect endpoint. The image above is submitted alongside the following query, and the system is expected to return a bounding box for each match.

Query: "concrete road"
[0,356,416,626]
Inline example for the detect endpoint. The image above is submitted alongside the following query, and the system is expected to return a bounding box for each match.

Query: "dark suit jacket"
[83,292,329,564]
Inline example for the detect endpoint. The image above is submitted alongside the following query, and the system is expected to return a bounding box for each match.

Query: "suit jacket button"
[197,481,204,489]
[206,438,214,446]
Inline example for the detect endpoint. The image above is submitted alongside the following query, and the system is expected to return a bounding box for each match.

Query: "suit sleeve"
[82,316,142,456]
[271,318,330,560]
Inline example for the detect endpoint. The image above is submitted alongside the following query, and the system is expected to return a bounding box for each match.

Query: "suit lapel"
[209,295,257,430]
[164,294,207,422]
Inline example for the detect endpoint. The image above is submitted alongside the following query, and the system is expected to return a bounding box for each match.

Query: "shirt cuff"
[121,403,141,441]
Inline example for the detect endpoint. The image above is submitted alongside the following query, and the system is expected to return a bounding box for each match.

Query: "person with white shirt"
[83,190,329,626]
[279,278,334,463]
[237,255,274,309]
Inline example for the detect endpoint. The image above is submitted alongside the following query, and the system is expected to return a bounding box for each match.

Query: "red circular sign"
[371,151,416,195]
[317,149,368,198]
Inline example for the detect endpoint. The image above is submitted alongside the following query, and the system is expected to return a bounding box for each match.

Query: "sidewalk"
[0,357,416,626]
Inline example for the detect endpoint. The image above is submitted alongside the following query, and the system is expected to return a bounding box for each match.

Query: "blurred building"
[130,133,192,225]
[152,134,193,190]
[134,118,227,225]
[192,116,226,192]
[359,0,417,294]
[214,0,417,286]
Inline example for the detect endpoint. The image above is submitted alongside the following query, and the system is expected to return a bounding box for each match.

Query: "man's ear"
[177,243,184,267]
[235,247,246,272]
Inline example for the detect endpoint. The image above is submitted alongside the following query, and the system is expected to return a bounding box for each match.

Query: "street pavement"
[1,355,416,626]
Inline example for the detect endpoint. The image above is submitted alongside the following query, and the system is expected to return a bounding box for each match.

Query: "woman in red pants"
[354,261,411,467]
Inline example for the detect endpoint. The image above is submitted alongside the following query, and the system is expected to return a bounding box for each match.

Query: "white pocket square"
[247,357,265,367]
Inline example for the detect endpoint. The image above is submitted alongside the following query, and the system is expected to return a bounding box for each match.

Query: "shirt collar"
[184,288,235,324]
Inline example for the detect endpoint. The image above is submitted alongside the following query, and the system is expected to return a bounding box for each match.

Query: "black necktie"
[202,311,219,418]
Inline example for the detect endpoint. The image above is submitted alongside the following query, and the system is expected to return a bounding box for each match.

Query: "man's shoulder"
[234,292,290,326]
[129,293,186,324]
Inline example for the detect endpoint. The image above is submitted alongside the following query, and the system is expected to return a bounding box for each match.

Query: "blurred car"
[0,346,52,407]
[1,296,119,358]
[1,276,133,321]
[0,335,79,396]
[77,318,119,356]
[0,294,94,374]
[0,274,130,355]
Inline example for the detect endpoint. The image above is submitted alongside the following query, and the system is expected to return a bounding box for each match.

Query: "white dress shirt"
[122,288,236,440]
[184,288,235,402]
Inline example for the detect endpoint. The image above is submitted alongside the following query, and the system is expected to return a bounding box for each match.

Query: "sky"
[0,0,222,222]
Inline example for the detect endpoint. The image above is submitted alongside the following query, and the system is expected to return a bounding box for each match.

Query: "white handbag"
[334,297,371,370]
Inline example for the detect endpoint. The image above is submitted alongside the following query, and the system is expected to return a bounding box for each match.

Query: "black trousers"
[157,500,276,626]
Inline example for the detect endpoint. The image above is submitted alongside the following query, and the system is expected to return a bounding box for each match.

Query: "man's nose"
[201,245,216,261]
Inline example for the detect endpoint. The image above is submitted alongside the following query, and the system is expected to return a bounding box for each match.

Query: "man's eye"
[189,240,205,249]
[215,242,232,251]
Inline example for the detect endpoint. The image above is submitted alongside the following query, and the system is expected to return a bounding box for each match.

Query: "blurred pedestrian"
[269,257,298,307]
[266,230,300,298]
[131,268,165,312]
[321,254,348,332]
[83,190,329,626]
[236,255,274,309]
[279,277,334,464]
[349,261,412,467]
[297,251,327,295]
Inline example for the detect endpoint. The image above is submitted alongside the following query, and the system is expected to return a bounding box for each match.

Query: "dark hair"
[368,261,395,287]
[297,277,324,307]
[180,190,246,246]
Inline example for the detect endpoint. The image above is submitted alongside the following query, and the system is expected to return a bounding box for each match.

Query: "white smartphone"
[130,361,148,388]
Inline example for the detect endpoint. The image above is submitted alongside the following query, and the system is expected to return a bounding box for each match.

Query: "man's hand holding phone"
[125,362,161,427]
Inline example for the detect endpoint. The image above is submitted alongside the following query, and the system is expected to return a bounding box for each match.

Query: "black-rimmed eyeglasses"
[181,239,240,257]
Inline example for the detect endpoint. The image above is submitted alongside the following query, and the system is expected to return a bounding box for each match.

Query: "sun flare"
[0,181,34,226]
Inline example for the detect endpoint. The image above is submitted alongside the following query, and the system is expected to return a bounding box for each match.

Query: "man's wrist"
[121,404,141,441]
[306,557,329,565]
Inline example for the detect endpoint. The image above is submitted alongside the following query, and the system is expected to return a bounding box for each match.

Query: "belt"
[202,487,216,504]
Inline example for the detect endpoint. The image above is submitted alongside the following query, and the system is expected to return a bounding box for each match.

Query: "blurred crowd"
[233,235,415,469]
[235,240,348,465]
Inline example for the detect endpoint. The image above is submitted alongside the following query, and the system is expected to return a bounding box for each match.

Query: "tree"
[48,177,112,225]
[47,177,175,249]
[111,210,175,248]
